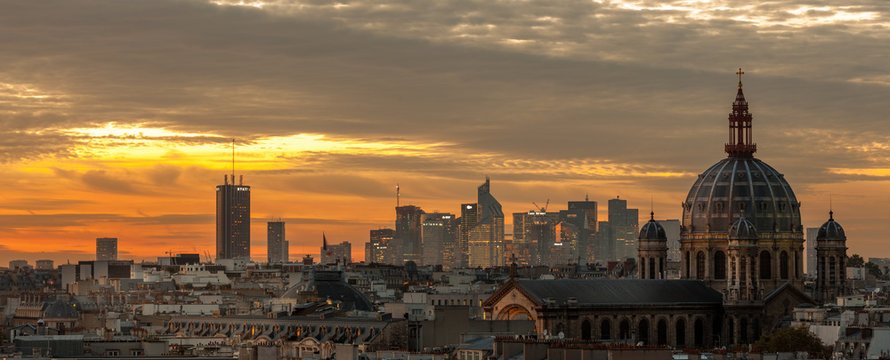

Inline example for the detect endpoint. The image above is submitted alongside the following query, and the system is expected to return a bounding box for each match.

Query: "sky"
[1,0,889,265]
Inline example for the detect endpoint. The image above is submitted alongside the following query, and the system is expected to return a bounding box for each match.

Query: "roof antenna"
[396,183,400,207]
[232,138,236,181]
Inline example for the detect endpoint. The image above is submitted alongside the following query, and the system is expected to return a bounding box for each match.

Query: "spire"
[322,233,327,250]
[725,68,756,157]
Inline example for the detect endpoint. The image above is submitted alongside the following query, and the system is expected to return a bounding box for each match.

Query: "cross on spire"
[736,68,745,88]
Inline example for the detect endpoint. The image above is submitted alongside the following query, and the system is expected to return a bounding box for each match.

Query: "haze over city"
[2,0,889,264]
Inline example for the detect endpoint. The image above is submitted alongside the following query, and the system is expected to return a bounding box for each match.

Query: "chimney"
[224,174,228,185]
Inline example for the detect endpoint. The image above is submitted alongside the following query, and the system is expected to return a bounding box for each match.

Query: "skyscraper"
[421,212,458,267]
[367,228,395,264]
[267,221,285,263]
[568,198,597,263]
[458,203,478,267]
[806,227,818,277]
[607,197,639,261]
[395,205,424,264]
[468,177,505,268]
[513,210,558,265]
[96,237,118,261]
[216,174,250,259]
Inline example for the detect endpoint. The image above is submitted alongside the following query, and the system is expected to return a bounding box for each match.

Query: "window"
[696,252,705,280]
[713,251,726,280]
[760,251,772,279]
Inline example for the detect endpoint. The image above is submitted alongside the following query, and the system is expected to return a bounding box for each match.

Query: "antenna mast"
[396,184,400,207]
[232,139,236,180]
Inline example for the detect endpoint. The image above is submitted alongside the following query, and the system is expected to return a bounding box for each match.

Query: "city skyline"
[2,0,890,264]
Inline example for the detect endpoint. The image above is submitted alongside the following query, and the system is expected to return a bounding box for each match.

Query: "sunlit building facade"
[467,178,504,268]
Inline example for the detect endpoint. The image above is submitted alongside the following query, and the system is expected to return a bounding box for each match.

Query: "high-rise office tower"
[216,173,250,260]
[468,177,505,268]
[607,197,639,261]
[395,205,424,264]
[367,228,395,264]
[656,219,681,262]
[283,240,289,263]
[267,221,285,263]
[96,237,118,261]
[513,210,559,265]
[458,203,478,267]
[421,212,458,267]
[568,198,597,263]
[806,227,818,277]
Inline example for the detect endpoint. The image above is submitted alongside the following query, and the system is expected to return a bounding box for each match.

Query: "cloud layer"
[1,0,889,263]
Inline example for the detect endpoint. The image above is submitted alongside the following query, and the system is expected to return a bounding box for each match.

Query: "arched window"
[694,318,704,347]
[675,318,686,347]
[638,318,650,345]
[600,319,611,340]
[619,319,630,340]
[685,252,690,278]
[740,318,748,344]
[759,251,771,279]
[581,319,591,341]
[640,257,646,279]
[657,319,667,345]
[649,257,656,279]
[714,251,726,280]
[696,251,705,280]
[780,251,789,280]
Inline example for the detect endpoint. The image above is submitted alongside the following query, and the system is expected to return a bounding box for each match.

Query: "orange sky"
[2,0,890,265]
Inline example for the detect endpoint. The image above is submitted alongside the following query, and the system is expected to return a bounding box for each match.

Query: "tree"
[753,327,832,360]
[865,262,884,278]
[847,254,864,267]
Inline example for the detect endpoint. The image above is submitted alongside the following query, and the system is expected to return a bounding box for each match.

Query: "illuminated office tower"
[216,174,250,259]
[467,177,505,268]
[367,228,395,264]
[421,212,458,267]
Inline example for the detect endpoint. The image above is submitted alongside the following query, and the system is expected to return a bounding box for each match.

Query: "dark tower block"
[217,174,251,259]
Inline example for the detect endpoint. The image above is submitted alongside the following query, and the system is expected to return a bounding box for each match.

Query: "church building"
[484,70,848,347]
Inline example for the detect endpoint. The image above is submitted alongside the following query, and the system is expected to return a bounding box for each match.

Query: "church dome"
[639,212,667,241]
[683,157,801,234]
[728,214,758,240]
[817,211,846,241]
[682,73,801,235]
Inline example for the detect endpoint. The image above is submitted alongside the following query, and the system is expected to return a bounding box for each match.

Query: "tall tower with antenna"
[217,139,251,260]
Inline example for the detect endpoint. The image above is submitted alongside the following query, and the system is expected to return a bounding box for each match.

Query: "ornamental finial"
[736,68,745,88]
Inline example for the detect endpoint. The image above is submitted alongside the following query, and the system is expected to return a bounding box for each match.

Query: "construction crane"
[532,199,550,213]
